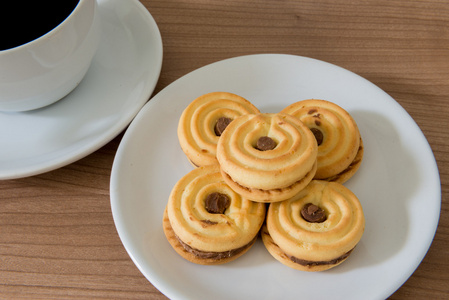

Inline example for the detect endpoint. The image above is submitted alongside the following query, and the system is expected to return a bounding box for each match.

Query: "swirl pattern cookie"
[281,99,363,183]
[262,180,365,272]
[164,164,266,265]
[216,113,318,203]
[177,92,260,167]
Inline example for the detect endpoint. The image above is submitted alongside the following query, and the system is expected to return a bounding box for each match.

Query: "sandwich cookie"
[262,180,365,272]
[281,99,363,183]
[216,113,318,203]
[177,92,260,167]
[164,164,266,265]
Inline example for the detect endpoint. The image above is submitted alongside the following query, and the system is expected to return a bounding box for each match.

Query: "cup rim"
[0,0,85,54]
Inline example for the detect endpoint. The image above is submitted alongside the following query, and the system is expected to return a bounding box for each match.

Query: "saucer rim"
[0,0,163,179]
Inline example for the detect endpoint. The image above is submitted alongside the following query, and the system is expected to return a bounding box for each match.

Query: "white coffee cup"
[0,0,101,112]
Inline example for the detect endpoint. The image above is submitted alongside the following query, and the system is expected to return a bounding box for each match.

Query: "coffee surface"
[0,0,79,51]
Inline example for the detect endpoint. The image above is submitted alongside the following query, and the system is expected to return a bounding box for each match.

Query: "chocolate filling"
[201,219,218,226]
[176,234,256,260]
[189,159,199,168]
[301,203,327,223]
[214,117,232,136]
[262,229,355,266]
[222,166,315,196]
[310,128,324,146]
[325,141,364,182]
[205,192,230,214]
[288,248,354,266]
[255,136,277,151]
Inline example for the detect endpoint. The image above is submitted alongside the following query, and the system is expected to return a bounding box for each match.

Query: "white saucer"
[0,0,163,179]
[110,54,441,300]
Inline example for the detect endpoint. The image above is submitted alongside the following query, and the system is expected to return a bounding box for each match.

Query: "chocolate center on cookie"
[205,192,230,214]
[214,117,232,136]
[255,136,277,151]
[301,203,327,223]
[310,128,324,146]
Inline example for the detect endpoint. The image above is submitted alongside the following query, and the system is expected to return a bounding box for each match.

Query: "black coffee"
[0,0,80,51]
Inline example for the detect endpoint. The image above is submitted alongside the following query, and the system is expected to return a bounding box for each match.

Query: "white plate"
[0,0,163,179]
[110,54,441,300]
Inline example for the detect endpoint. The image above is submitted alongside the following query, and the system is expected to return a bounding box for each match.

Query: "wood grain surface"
[1,0,448,298]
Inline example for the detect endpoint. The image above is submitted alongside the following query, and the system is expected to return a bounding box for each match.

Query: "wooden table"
[1,0,448,298]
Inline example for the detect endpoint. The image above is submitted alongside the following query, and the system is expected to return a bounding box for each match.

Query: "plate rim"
[110,53,441,300]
